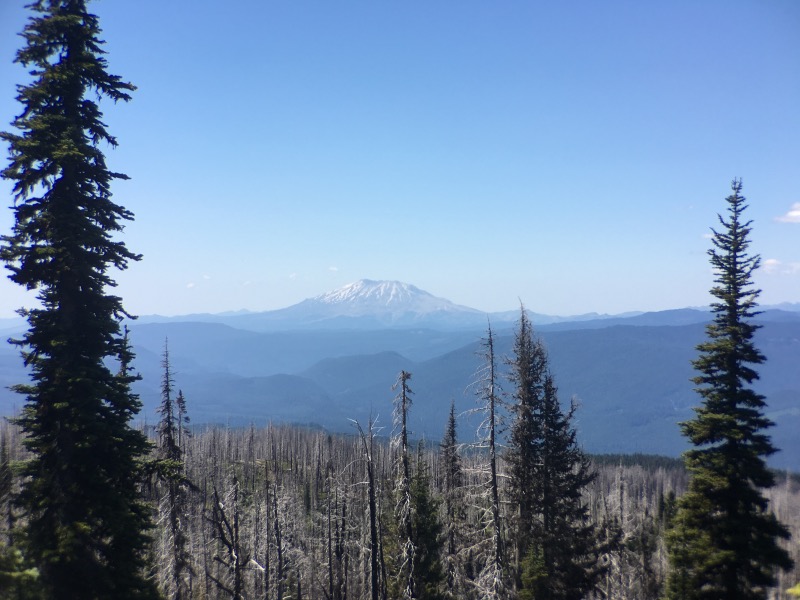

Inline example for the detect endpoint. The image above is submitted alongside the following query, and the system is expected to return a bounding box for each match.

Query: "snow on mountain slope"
[309,280,481,317]
[209,279,491,329]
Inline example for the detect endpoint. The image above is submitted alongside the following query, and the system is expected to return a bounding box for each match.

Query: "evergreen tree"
[0,433,41,598]
[175,389,190,452]
[159,340,179,462]
[411,442,445,600]
[506,308,547,579]
[392,370,416,599]
[665,180,793,599]
[156,340,193,599]
[0,435,12,545]
[0,2,156,597]
[0,543,40,600]
[440,400,465,596]
[507,307,601,600]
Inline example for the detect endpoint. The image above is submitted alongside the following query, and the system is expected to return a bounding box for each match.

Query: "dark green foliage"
[0,436,12,538]
[156,341,193,599]
[623,508,663,599]
[175,389,189,450]
[0,434,40,598]
[411,443,446,600]
[388,375,447,600]
[0,542,41,599]
[518,544,545,600]
[591,454,684,471]
[507,310,548,572]
[159,340,180,463]
[507,307,602,599]
[666,180,793,599]
[441,400,465,595]
[441,401,463,539]
[386,441,447,600]
[0,2,157,597]
[392,370,416,599]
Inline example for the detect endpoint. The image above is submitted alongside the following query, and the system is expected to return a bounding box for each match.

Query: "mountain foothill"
[1,279,798,469]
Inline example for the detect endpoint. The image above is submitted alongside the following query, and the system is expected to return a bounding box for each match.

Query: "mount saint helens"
[0,280,797,468]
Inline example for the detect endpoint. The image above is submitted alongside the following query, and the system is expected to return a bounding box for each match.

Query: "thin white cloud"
[203,274,211,280]
[702,232,714,239]
[762,258,800,275]
[329,266,339,272]
[776,203,800,223]
[289,273,297,280]
[186,282,196,289]
[763,258,781,273]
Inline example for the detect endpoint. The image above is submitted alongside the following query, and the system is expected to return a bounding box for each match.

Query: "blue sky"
[0,0,798,317]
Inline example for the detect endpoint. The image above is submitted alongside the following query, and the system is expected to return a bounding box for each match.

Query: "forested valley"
[3,333,799,599]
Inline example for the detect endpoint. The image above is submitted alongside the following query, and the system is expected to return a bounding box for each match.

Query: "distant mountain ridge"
[312,279,477,313]
[1,280,797,332]
[216,279,488,330]
[0,280,797,469]
[284,279,483,324]
[125,280,799,332]
[131,280,651,331]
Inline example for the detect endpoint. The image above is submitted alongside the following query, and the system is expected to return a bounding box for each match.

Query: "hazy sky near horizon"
[0,0,798,318]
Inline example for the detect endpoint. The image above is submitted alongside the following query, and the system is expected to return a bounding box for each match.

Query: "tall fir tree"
[507,307,601,600]
[506,308,547,580]
[665,180,792,600]
[158,339,178,457]
[0,431,40,598]
[0,2,157,598]
[392,370,417,600]
[156,340,193,600]
[441,400,465,596]
[410,442,446,600]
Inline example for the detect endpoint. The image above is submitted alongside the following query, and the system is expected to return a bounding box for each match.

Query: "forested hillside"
[1,315,799,467]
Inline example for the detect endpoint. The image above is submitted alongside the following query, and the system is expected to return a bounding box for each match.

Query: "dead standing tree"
[207,476,249,600]
[467,324,509,600]
[353,418,382,600]
[392,370,417,600]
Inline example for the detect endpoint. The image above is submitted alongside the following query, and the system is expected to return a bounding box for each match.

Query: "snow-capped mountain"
[131,280,494,330]
[131,280,683,331]
[244,279,486,329]
[309,280,481,317]
[134,279,800,332]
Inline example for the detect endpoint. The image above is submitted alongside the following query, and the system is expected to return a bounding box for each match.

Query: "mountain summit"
[311,279,479,316]
[207,279,486,330]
